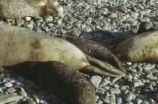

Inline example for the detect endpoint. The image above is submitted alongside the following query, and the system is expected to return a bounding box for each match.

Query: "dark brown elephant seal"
[7,61,96,104]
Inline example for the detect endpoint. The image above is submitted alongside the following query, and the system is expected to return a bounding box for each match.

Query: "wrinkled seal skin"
[60,35,125,71]
[0,24,89,70]
[6,61,96,104]
[115,31,158,62]
[0,0,63,18]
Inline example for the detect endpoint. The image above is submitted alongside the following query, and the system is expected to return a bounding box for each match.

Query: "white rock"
[133,79,144,87]
[4,82,13,87]
[126,92,135,102]
[25,17,31,21]
[90,75,102,87]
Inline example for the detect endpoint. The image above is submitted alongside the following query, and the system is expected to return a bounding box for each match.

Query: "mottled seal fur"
[115,31,158,62]
[0,0,63,18]
[0,24,125,77]
[7,61,96,104]
[0,24,88,70]
[60,35,125,71]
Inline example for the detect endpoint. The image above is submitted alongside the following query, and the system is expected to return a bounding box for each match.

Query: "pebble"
[97,87,105,94]
[0,94,22,104]
[25,17,31,21]
[18,88,27,96]
[133,79,144,87]
[125,73,133,82]
[126,92,135,102]
[117,97,122,104]
[107,13,117,18]
[4,82,13,87]
[144,64,155,71]
[24,99,36,104]
[90,75,102,87]
[110,87,121,94]
[136,98,143,104]
[126,62,132,66]
[45,16,53,22]
[146,73,156,80]
[72,27,81,36]
[97,100,103,104]
[7,88,16,93]
[26,23,34,29]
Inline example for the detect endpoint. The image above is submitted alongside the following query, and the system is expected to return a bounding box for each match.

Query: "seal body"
[8,61,96,104]
[0,24,89,70]
[0,0,63,18]
[115,31,158,62]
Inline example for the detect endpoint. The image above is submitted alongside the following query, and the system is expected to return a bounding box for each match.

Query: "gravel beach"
[0,0,158,104]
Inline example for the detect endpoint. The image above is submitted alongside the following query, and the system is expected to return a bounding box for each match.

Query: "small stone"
[120,85,129,91]
[72,27,81,36]
[97,100,103,104]
[130,12,139,18]
[126,92,135,102]
[109,93,116,104]
[117,97,122,104]
[18,88,27,96]
[97,87,105,94]
[90,75,102,87]
[120,0,127,4]
[4,82,13,87]
[107,13,117,18]
[40,99,48,104]
[24,99,36,104]
[45,16,53,22]
[16,19,25,26]
[144,64,155,71]
[35,98,40,103]
[128,102,134,104]
[133,79,144,87]
[126,62,132,65]
[7,88,16,93]
[25,17,31,21]
[125,73,133,82]
[0,94,22,103]
[27,23,34,29]
[100,77,110,87]
[112,77,121,84]
[136,98,142,104]
[110,87,121,94]
[146,73,156,80]
[57,19,62,26]
[141,101,149,104]
[103,95,110,103]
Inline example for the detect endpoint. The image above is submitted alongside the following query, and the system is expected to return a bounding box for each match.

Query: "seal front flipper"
[6,61,96,104]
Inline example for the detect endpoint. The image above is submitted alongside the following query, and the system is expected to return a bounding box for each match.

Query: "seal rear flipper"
[85,54,126,76]
[60,35,125,71]
[7,61,96,104]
